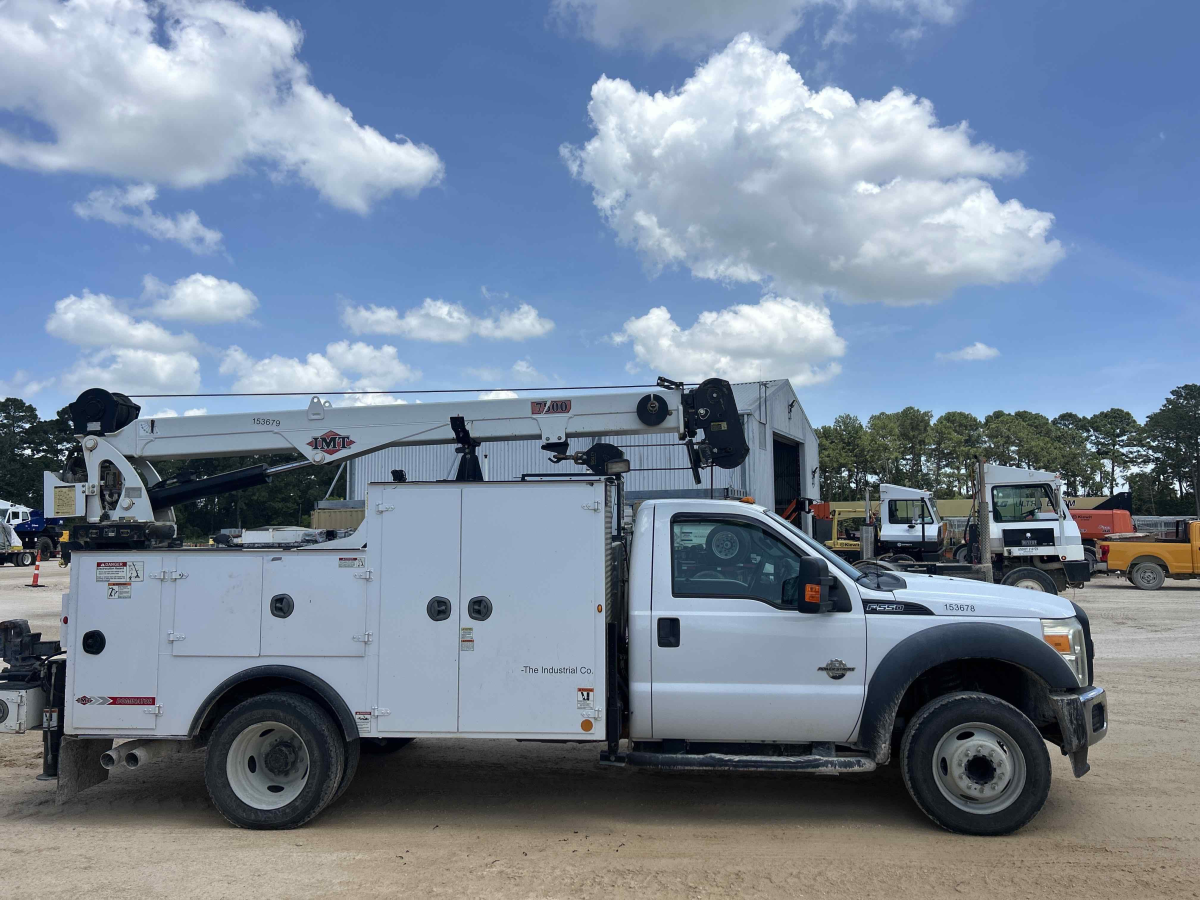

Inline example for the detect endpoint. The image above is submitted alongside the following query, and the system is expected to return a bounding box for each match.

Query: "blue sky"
[1,0,1196,428]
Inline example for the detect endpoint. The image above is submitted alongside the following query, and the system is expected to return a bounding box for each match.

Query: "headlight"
[1041,617,1088,686]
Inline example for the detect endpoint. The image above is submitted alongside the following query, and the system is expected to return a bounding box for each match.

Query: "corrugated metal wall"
[347,380,819,521]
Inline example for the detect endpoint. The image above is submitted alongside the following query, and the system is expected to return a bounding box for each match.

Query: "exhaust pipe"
[122,739,198,769]
[99,746,122,770]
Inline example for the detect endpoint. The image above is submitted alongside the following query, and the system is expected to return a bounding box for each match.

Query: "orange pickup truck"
[1101,520,1200,590]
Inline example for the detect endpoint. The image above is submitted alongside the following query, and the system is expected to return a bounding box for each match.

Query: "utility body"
[1,379,1107,836]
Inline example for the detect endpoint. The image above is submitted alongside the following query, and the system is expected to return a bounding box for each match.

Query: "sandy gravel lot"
[1,562,1197,899]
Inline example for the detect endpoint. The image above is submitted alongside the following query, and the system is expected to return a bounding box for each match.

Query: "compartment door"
[458,482,604,736]
[261,554,368,657]
[171,555,263,656]
[70,557,162,730]
[376,485,462,734]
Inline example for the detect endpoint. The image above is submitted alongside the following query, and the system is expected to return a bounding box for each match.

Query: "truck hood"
[889,572,1077,619]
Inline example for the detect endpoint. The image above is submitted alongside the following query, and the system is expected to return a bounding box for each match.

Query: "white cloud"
[468,359,544,383]
[46,291,198,352]
[62,348,202,395]
[0,371,54,397]
[613,294,845,386]
[341,299,555,342]
[220,341,419,405]
[562,35,1062,305]
[74,184,223,255]
[142,273,258,323]
[937,341,999,361]
[0,0,443,213]
[478,390,520,400]
[551,0,968,52]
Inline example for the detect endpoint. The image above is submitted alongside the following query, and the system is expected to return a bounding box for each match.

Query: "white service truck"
[0,379,1107,836]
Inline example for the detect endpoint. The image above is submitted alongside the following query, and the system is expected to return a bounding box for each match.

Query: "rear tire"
[1001,566,1057,594]
[1130,561,1166,591]
[360,737,415,755]
[15,550,33,567]
[900,692,1051,836]
[204,692,345,829]
[952,543,972,564]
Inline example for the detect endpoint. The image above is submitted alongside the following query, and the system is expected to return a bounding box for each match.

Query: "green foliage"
[814,385,1196,515]
[0,398,74,507]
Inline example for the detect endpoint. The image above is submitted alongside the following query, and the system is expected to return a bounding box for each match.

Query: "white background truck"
[2,380,1106,837]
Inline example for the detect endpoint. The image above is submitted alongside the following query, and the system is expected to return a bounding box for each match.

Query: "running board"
[601,750,876,773]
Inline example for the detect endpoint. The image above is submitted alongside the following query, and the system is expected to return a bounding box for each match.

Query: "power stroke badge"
[818,659,856,680]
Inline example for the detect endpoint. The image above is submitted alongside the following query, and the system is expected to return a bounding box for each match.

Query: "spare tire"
[704,524,750,564]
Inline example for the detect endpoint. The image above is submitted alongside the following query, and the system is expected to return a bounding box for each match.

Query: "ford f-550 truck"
[1,381,1107,837]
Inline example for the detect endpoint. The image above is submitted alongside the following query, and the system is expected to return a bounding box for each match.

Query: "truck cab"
[877,484,944,561]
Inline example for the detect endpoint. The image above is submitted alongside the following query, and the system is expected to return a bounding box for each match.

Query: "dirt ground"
[1,562,1197,900]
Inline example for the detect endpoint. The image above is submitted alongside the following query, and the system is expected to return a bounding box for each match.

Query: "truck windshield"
[888,499,935,525]
[765,511,863,580]
[991,484,1059,522]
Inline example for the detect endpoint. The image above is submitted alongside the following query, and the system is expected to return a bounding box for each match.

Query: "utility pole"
[977,456,993,583]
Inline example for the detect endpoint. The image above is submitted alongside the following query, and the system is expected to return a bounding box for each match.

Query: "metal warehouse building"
[347,379,819,529]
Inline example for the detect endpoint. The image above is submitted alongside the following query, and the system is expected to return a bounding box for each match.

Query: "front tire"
[900,692,1051,836]
[1002,566,1057,594]
[204,692,345,829]
[1131,561,1166,591]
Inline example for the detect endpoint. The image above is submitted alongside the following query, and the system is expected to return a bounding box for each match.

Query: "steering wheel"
[1022,507,1039,520]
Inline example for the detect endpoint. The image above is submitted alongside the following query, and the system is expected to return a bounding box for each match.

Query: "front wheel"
[1002,566,1058,594]
[204,692,345,829]
[900,692,1051,836]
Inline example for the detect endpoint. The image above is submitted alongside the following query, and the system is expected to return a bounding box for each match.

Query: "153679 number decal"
[252,417,281,427]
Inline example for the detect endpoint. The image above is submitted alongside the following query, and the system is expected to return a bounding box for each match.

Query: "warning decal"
[95,561,144,582]
[106,583,132,600]
[577,687,594,709]
[75,695,156,706]
[354,711,372,735]
[460,627,474,651]
[338,557,365,568]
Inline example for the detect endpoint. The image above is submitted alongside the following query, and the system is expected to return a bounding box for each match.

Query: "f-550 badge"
[308,431,355,455]
[818,659,856,680]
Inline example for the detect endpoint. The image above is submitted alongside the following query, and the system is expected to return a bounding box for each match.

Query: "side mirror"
[784,556,833,614]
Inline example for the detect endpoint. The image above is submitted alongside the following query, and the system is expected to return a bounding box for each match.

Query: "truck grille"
[1002,527,1056,548]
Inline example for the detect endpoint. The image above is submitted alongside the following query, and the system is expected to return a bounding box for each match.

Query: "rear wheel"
[901,692,1051,836]
[1001,566,1057,594]
[1130,561,1166,591]
[15,550,33,567]
[204,692,345,829]
[952,543,972,564]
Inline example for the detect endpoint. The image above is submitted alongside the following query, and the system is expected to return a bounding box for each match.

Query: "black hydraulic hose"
[148,464,272,510]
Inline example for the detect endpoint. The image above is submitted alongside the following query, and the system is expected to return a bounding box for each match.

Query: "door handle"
[426,596,452,622]
[657,617,680,648]
[468,596,493,621]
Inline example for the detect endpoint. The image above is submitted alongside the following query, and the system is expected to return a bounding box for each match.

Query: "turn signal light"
[1044,633,1072,654]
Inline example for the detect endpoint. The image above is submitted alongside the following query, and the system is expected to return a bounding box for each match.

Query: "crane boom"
[45,377,749,546]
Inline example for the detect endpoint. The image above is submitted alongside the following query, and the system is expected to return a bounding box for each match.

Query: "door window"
[671,518,806,608]
[888,499,934,525]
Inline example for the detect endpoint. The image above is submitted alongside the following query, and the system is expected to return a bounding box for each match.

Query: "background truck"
[813,484,945,564]
[1069,492,1135,570]
[1,381,1107,838]
[0,501,66,566]
[1101,519,1200,590]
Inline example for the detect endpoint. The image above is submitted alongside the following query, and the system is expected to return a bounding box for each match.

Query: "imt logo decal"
[307,431,356,455]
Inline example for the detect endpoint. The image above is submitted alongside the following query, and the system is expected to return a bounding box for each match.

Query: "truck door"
[376,484,463,734]
[457,481,606,736]
[651,513,866,742]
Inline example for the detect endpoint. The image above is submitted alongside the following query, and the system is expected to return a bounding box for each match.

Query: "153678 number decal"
[943,602,976,613]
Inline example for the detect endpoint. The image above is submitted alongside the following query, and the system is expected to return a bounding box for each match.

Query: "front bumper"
[1048,685,1108,777]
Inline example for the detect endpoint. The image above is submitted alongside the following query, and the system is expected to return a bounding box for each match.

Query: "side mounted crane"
[44,377,748,548]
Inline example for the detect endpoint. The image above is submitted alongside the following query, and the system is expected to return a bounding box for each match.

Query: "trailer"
[0,502,65,566]
[0,378,1108,836]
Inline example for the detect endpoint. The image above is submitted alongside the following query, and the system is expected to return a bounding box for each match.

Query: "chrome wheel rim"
[226,721,310,810]
[711,531,741,560]
[932,721,1026,815]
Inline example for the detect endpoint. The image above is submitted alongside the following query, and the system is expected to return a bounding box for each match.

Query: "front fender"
[859,621,1078,763]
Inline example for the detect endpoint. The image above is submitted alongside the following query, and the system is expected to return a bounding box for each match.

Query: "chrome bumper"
[1048,685,1108,777]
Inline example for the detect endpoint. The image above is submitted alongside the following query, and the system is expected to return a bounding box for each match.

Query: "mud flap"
[55,736,111,805]
[1068,746,1090,778]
